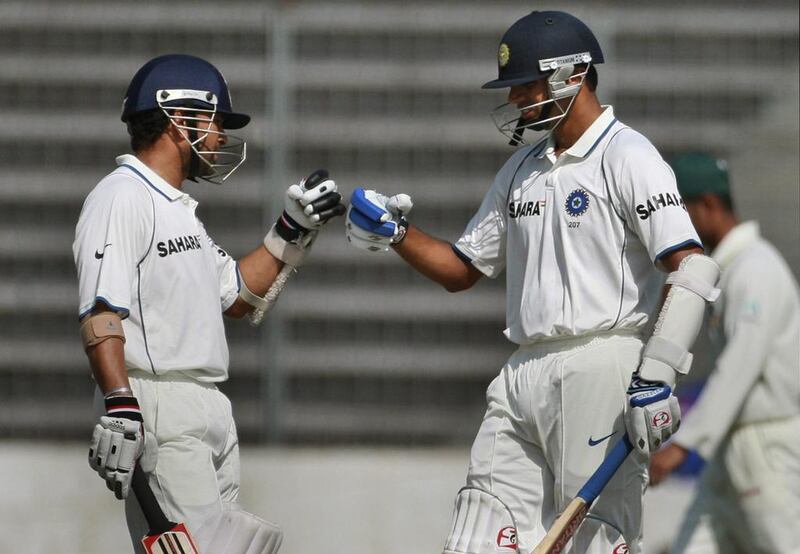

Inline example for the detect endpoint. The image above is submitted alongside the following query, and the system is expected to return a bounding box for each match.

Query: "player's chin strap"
[639,253,721,387]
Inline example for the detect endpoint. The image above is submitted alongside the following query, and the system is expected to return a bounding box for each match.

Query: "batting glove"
[624,375,681,458]
[264,169,346,266]
[88,396,145,500]
[346,187,413,252]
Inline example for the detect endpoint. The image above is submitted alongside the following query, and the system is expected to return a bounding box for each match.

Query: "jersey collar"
[712,220,760,270]
[115,154,186,203]
[563,106,617,159]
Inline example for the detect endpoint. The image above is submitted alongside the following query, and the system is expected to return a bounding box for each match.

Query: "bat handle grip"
[132,465,176,534]
[576,434,634,505]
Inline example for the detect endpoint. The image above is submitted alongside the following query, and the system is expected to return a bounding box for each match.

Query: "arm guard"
[639,253,721,387]
[80,312,126,351]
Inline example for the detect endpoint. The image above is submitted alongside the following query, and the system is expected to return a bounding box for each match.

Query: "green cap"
[671,152,730,199]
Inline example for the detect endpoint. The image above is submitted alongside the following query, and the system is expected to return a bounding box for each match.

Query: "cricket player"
[649,153,800,553]
[344,11,720,553]
[73,54,345,553]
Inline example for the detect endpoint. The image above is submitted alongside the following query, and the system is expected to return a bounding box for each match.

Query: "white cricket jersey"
[455,107,701,344]
[676,222,800,459]
[73,155,240,382]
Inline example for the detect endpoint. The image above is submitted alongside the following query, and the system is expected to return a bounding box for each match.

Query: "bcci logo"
[565,189,590,217]
[496,526,518,551]
[499,43,510,67]
[652,411,671,428]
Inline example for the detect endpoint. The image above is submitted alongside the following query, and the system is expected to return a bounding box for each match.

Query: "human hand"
[88,395,144,500]
[345,187,413,252]
[624,375,681,458]
[649,443,690,485]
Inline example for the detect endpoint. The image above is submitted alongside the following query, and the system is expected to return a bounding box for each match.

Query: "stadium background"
[0,1,797,552]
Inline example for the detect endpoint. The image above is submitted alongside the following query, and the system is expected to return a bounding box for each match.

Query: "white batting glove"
[283,170,345,231]
[624,375,681,458]
[346,187,413,252]
[88,396,145,500]
[264,170,346,266]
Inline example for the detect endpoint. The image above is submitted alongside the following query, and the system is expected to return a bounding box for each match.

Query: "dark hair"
[127,109,169,152]
[586,65,598,91]
[718,193,735,213]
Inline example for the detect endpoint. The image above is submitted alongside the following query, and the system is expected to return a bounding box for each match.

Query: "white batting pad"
[443,487,519,554]
[570,513,629,554]
[194,506,283,554]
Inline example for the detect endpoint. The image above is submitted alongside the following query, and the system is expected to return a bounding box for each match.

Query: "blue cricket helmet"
[121,54,250,129]
[483,11,604,89]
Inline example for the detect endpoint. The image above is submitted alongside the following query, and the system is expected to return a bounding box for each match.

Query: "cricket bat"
[531,434,634,554]
[132,465,200,554]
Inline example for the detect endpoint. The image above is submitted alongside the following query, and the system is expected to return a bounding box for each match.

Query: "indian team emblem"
[565,188,590,217]
[498,43,510,67]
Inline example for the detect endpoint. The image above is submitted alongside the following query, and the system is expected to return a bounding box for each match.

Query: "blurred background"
[0,1,797,553]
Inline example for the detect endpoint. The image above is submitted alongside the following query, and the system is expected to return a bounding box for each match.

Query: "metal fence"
[0,0,797,444]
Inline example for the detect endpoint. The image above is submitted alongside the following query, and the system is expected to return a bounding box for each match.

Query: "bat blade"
[141,523,200,554]
[531,435,634,554]
[531,498,588,554]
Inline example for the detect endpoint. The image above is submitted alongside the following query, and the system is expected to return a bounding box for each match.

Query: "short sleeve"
[607,133,701,262]
[454,147,536,278]
[73,176,155,318]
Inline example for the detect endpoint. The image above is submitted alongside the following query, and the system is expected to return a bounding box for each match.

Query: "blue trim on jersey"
[79,296,130,320]
[451,244,473,265]
[656,239,703,261]
[582,118,619,158]
[531,137,549,158]
[136,264,156,373]
[120,163,173,201]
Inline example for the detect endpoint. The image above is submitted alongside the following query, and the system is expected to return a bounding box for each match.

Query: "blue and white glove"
[625,375,681,457]
[345,187,413,252]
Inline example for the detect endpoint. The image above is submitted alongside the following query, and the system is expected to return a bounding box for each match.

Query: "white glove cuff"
[263,225,309,267]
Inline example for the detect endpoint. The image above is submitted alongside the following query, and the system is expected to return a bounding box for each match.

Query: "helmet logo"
[499,43,510,68]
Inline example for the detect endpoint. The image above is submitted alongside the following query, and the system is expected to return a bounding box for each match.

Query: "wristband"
[275,211,307,243]
[391,217,410,246]
[104,386,133,399]
[104,395,143,422]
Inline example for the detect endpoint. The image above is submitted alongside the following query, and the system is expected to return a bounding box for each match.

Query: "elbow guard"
[639,254,721,387]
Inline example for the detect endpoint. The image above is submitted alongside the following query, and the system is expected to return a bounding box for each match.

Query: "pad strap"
[666,271,721,302]
[80,312,126,351]
[642,336,693,377]
[237,268,269,311]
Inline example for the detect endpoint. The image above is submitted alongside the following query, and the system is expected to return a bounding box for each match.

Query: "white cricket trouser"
[670,416,800,554]
[117,371,241,553]
[455,332,647,554]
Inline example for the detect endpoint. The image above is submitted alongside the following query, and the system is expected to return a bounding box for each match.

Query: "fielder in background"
[345,10,719,554]
[649,153,800,554]
[73,54,345,553]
